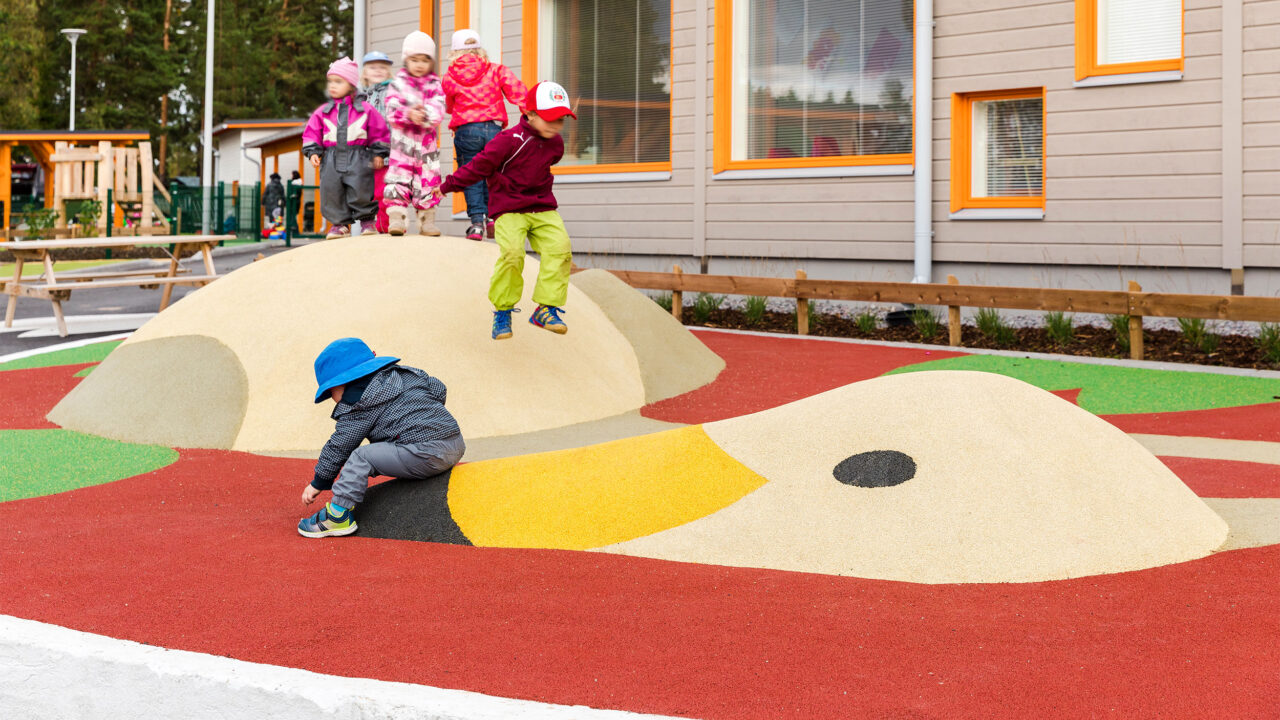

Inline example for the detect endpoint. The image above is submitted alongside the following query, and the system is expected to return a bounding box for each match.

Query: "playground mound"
[47,237,723,453]
[357,371,1229,583]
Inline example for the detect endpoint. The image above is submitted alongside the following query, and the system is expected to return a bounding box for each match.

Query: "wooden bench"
[1,235,235,337]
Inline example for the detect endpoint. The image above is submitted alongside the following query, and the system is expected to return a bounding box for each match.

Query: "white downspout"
[353,0,366,68]
[912,0,934,283]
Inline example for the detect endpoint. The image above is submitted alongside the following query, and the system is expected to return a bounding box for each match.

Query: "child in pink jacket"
[383,31,447,236]
[441,29,528,241]
[302,57,391,238]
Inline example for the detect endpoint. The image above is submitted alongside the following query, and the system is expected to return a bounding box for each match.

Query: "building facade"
[364,0,1280,296]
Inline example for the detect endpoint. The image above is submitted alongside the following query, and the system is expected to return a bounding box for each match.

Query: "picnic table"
[0,235,234,337]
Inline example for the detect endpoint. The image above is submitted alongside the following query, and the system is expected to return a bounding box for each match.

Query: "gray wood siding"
[1243,0,1280,265]
[369,0,419,56]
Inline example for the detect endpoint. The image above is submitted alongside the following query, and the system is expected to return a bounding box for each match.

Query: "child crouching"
[302,57,391,239]
[299,338,466,538]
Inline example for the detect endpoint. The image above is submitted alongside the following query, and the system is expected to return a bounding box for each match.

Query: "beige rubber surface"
[51,237,724,453]
[598,371,1230,583]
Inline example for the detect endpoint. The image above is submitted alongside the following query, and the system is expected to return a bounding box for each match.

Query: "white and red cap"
[525,81,576,121]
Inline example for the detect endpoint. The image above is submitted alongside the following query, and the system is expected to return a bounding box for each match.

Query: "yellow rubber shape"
[448,425,767,550]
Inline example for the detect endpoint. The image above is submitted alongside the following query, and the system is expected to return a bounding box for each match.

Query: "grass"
[744,296,767,324]
[652,292,673,312]
[1177,317,1220,354]
[1044,311,1075,346]
[975,308,1016,347]
[1105,314,1132,353]
[1257,323,1280,365]
[855,311,878,334]
[910,308,941,341]
[0,259,119,278]
[692,293,725,324]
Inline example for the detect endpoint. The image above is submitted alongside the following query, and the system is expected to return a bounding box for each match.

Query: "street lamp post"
[60,29,87,131]
[201,0,214,234]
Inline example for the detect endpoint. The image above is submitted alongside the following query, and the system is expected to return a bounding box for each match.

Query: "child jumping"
[361,50,396,233]
[441,29,528,241]
[436,81,576,340]
[299,337,466,538]
[302,57,391,238]
[383,31,447,237]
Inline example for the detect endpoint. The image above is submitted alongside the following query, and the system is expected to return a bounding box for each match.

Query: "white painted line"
[0,313,151,334]
[0,332,132,366]
[16,314,154,338]
[691,327,1280,379]
[0,615,679,720]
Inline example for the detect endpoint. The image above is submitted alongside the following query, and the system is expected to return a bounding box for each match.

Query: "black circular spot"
[833,451,917,488]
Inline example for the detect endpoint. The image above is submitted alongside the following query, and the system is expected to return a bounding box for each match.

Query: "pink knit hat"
[326,57,360,88]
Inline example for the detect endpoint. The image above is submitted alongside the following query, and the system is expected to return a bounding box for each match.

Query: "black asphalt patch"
[833,450,917,488]
[355,469,472,545]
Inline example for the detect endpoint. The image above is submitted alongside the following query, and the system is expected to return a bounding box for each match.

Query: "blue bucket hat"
[362,50,393,65]
[314,338,399,403]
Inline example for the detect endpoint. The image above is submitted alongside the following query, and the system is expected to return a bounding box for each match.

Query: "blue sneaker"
[297,503,357,538]
[492,307,519,340]
[530,305,568,334]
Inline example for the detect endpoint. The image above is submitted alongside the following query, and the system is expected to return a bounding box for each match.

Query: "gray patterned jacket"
[311,364,462,489]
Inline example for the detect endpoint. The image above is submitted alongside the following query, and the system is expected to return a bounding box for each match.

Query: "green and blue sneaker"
[297,502,357,538]
[492,307,519,340]
[530,305,568,334]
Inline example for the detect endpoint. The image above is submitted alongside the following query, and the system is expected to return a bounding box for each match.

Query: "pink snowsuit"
[383,68,446,211]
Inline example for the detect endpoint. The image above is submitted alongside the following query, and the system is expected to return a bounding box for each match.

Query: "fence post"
[671,265,683,323]
[796,269,809,335]
[1128,280,1144,360]
[947,274,962,346]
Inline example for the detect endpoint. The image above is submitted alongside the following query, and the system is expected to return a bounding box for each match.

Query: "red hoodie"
[439,116,562,219]
[441,54,528,130]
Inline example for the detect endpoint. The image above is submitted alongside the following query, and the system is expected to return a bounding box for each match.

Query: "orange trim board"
[713,0,913,174]
[1074,0,1184,81]
[950,87,1046,214]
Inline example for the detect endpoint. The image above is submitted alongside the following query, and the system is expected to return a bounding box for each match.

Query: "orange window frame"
[519,0,673,175]
[950,88,1046,213]
[712,0,915,174]
[1074,0,1183,81]
[420,0,434,36]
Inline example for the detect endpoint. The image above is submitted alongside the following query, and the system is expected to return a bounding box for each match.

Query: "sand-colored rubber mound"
[49,237,721,453]
[599,371,1230,583]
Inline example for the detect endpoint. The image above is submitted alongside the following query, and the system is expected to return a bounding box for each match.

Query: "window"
[714,0,914,173]
[950,89,1045,214]
[529,0,672,172]
[1075,0,1183,81]
[454,0,502,58]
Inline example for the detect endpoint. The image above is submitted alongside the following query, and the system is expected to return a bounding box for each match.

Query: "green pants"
[489,210,573,310]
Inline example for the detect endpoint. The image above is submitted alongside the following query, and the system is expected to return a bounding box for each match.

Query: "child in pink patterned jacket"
[302,57,391,238]
[441,29,528,241]
[383,31,447,237]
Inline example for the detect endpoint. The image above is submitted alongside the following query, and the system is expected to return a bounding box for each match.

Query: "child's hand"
[409,107,427,125]
[302,485,321,505]
[431,188,444,202]
[372,156,385,170]
[308,155,321,168]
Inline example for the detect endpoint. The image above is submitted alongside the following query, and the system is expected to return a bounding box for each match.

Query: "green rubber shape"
[0,341,122,371]
[0,429,178,502]
[887,354,1280,415]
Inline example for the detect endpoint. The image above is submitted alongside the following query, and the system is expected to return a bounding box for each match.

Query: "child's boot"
[297,502,357,538]
[358,219,378,236]
[485,218,495,239]
[530,305,568,334]
[465,220,484,241]
[325,224,350,240]
[417,208,441,236]
[388,206,408,236]
[492,308,519,340]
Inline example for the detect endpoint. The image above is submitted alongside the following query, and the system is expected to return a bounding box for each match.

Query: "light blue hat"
[362,50,393,65]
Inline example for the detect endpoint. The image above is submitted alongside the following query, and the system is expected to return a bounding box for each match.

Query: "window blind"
[971,97,1043,198]
[542,0,671,166]
[730,0,913,161]
[1097,0,1180,65]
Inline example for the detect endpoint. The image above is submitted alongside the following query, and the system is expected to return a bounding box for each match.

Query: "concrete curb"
[87,241,287,273]
[0,615,680,720]
[692,326,1280,379]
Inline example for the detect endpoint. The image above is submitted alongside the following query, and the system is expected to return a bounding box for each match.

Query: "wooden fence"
[607,266,1280,361]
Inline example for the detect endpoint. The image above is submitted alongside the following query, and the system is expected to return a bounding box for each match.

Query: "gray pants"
[320,147,378,226]
[331,435,466,510]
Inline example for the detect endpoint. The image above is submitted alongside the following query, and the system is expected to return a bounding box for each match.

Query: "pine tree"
[0,0,44,127]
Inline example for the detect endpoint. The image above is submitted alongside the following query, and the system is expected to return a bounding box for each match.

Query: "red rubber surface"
[1159,456,1280,498]
[0,364,90,430]
[3,333,1278,718]
[1103,401,1280,442]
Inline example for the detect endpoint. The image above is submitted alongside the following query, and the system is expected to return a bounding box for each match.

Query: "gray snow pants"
[320,146,378,227]
[330,434,466,510]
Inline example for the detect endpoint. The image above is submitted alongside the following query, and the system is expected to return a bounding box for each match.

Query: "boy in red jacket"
[436,81,575,341]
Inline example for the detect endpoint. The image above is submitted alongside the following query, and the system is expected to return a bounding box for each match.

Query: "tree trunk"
[157,0,173,180]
